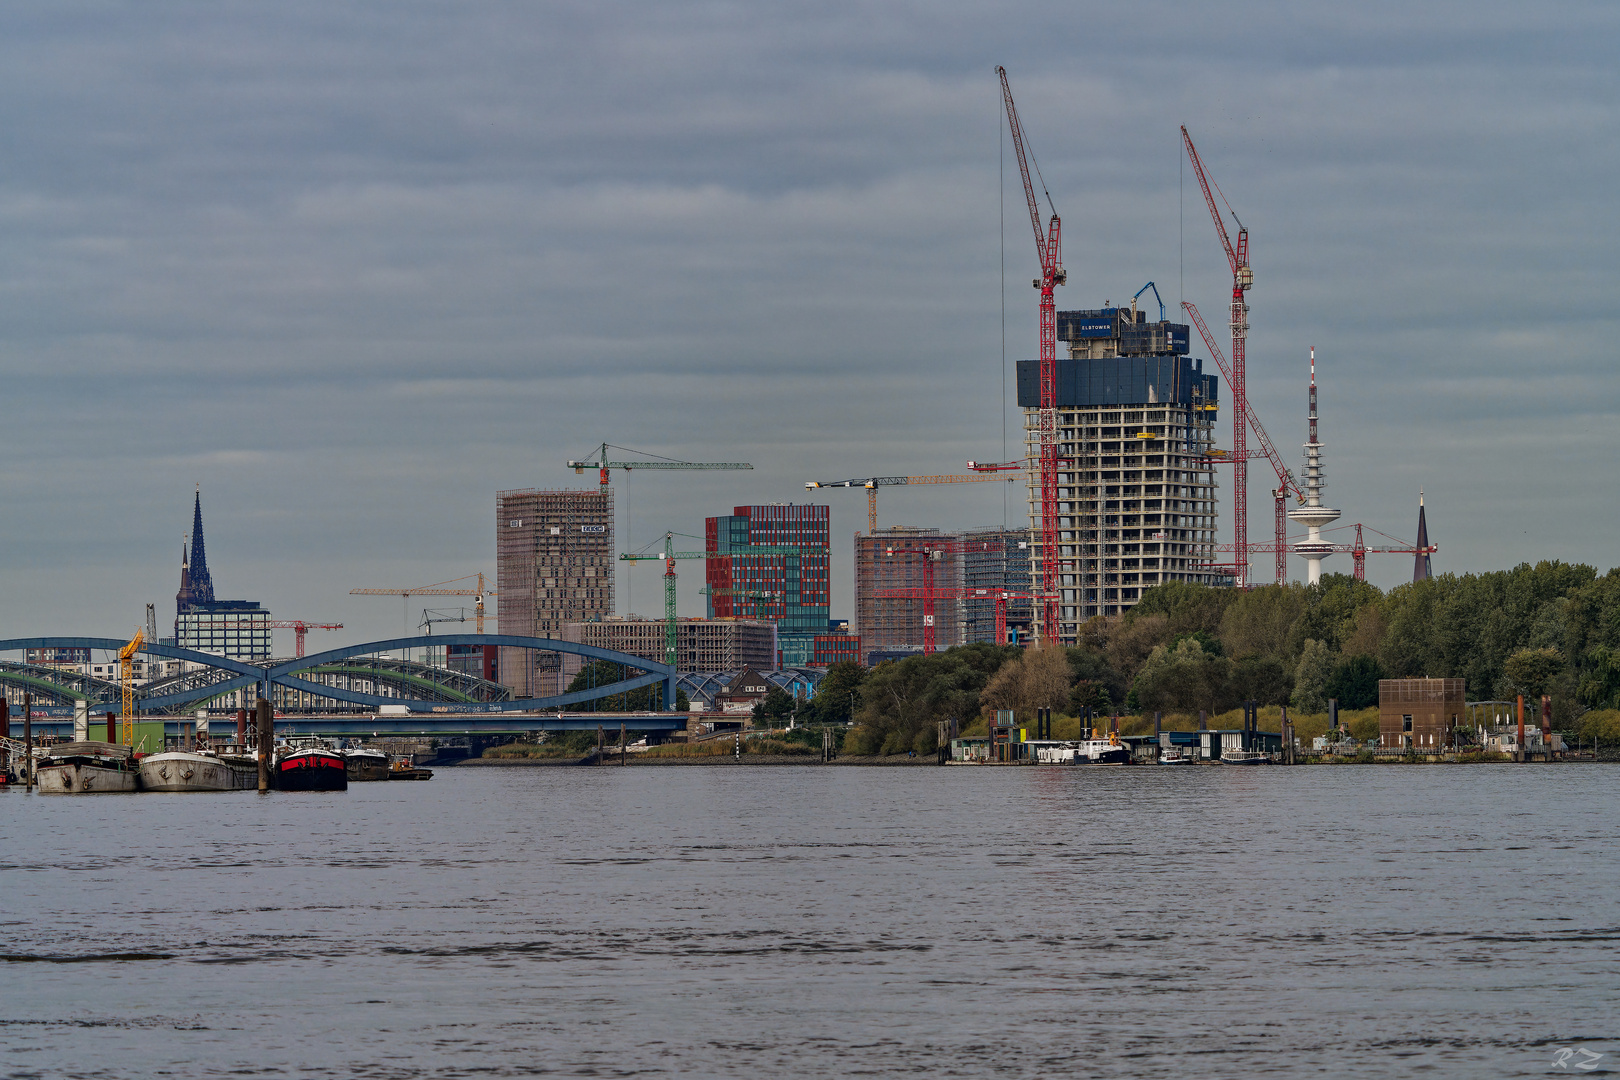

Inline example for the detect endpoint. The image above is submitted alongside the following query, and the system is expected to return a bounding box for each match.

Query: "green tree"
[1322,654,1385,710]
[1132,638,1231,714]
[565,660,665,711]
[1230,655,1292,707]
[1503,646,1565,700]
[1291,638,1334,713]
[752,686,796,724]
[846,644,1015,755]
[805,660,866,725]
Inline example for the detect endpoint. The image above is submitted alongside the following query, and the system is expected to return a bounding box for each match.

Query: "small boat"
[343,746,391,782]
[138,750,257,792]
[34,742,139,794]
[1221,749,1270,765]
[387,756,433,781]
[1075,737,1132,765]
[1158,748,1191,764]
[274,740,348,791]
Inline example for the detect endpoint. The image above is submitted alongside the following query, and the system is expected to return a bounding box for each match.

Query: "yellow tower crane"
[119,627,144,746]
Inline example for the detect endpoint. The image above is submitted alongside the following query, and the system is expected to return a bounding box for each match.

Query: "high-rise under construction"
[1018,298,1222,638]
[496,487,614,697]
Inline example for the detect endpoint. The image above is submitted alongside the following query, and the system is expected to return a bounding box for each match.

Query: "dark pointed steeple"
[1413,490,1432,582]
[186,488,215,605]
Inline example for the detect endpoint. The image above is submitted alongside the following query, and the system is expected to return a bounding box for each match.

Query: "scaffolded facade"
[562,617,777,673]
[496,488,614,698]
[962,526,1032,644]
[1019,305,1221,638]
[853,526,965,658]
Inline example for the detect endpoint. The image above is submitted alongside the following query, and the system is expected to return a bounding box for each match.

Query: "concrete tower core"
[1288,347,1339,584]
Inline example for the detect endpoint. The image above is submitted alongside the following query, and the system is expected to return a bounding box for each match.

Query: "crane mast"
[1182,126,1253,588]
[999,66,1065,642]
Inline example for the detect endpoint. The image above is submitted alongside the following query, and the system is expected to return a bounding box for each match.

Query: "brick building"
[1379,678,1466,749]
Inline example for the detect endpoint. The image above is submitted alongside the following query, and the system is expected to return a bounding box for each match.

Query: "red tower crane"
[1182,126,1254,588]
[1183,300,1302,584]
[999,67,1066,643]
[867,534,1009,654]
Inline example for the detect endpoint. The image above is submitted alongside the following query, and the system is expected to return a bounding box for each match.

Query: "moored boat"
[138,750,256,792]
[1158,748,1191,765]
[1076,737,1132,765]
[344,746,391,782]
[387,756,433,781]
[274,741,348,791]
[35,742,139,794]
[1221,749,1270,765]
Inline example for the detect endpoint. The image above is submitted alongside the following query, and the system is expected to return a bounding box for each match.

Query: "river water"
[2,763,1616,1078]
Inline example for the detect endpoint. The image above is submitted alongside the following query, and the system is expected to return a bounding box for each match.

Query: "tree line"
[821,562,1620,755]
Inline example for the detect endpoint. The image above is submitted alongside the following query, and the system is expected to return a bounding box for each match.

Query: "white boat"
[1076,737,1132,765]
[138,750,257,792]
[1158,748,1191,764]
[34,742,139,794]
[1221,749,1271,765]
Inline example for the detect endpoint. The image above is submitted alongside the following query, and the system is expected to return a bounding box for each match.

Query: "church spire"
[1413,489,1432,582]
[187,488,216,604]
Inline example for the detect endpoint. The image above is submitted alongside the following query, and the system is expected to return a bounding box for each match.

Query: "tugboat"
[34,742,140,793]
[343,745,391,782]
[387,755,433,781]
[274,738,348,791]
[138,749,257,792]
[1076,736,1132,765]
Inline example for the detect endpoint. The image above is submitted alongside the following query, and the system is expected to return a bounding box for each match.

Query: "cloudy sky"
[1,1,1616,651]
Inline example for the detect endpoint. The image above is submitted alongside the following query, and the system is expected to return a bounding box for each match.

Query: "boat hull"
[138,752,256,792]
[36,760,139,794]
[275,750,348,791]
[344,752,391,782]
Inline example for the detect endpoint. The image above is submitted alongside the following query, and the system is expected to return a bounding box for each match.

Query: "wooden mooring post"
[620,722,626,766]
[256,697,272,792]
[22,691,32,790]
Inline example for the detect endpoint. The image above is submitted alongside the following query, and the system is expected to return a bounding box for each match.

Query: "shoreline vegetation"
[477,568,1620,763]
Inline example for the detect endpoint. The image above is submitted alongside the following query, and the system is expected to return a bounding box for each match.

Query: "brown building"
[1379,678,1466,749]
[496,488,614,698]
[854,527,964,657]
[562,616,776,672]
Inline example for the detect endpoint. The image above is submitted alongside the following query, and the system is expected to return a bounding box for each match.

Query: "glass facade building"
[705,504,831,667]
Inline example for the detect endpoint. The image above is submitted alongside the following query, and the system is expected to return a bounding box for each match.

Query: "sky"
[1,1,1617,654]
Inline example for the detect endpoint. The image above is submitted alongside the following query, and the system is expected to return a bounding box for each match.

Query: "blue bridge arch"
[0,634,676,714]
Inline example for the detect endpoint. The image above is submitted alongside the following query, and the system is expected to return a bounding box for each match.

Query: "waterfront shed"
[1379,678,1465,749]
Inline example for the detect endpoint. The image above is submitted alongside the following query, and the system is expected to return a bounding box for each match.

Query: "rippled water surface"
[3,763,1617,1078]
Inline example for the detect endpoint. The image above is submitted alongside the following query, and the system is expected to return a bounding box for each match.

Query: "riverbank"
[460,752,937,767]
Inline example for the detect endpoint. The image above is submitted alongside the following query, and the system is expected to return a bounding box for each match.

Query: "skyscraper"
[1018,301,1222,640]
[705,504,830,667]
[496,487,614,697]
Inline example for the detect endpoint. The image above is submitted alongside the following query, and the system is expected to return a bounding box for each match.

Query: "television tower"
[1288,347,1339,584]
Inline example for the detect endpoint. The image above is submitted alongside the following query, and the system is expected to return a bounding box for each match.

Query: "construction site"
[0,70,1441,729]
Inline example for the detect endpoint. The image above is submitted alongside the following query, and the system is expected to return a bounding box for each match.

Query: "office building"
[705,504,830,667]
[562,616,776,672]
[496,488,614,697]
[853,526,964,658]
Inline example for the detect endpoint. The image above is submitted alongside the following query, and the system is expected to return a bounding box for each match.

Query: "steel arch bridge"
[0,634,675,717]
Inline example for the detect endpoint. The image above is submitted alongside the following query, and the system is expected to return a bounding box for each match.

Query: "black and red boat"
[273,741,348,791]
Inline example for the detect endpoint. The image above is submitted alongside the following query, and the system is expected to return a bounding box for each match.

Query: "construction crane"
[350,574,494,632]
[620,532,805,672]
[567,443,752,494]
[202,620,344,659]
[804,471,1019,533]
[119,627,143,746]
[1183,125,1254,588]
[1000,66,1066,642]
[1184,300,1302,584]
[1339,524,1438,582]
[866,534,1008,654]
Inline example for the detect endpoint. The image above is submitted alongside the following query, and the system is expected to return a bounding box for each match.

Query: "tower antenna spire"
[1289,346,1339,584]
